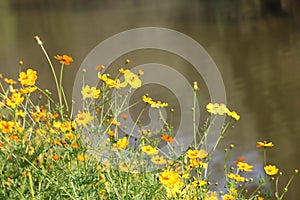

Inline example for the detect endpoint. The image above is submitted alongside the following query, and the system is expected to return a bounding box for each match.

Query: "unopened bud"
[34,35,43,45]
[193,81,199,91]
[125,59,130,64]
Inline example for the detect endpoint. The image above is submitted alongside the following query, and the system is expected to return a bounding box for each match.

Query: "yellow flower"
[0,121,15,133]
[6,91,24,108]
[258,197,264,200]
[98,73,121,88]
[20,86,37,94]
[141,145,159,155]
[187,149,208,159]
[18,69,37,86]
[192,180,207,187]
[124,71,142,88]
[151,155,167,165]
[75,111,94,127]
[116,137,128,149]
[142,95,153,104]
[142,95,168,108]
[78,153,88,161]
[237,162,253,172]
[227,173,246,182]
[54,54,73,65]
[150,101,168,108]
[159,170,181,187]
[227,111,240,121]
[205,191,218,200]
[222,194,235,200]
[81,85,100,99]
[65,133,74,140]
[257,141,274,148]
[206,103,229,115]
[264,165,279,176]
[4,78,16,85]
[16,110,26,118]
[189,159,207,168]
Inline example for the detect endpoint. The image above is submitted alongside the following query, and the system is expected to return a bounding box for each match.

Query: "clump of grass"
[0,36,297,200]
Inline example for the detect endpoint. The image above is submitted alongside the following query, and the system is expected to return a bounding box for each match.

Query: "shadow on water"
[0,0,300,198]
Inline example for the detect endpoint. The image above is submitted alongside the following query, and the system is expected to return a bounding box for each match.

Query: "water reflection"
[0,0,299,198]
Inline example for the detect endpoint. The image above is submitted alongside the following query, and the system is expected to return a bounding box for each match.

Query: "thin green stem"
[39,45,61,106]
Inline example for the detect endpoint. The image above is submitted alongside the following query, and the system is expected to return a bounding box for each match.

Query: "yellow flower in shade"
[78,153,88,161]
[161,135,175,142]
[258,197,264,200]
[65,133,74,140]
[187,149,208,159]
[264,165,279,176]
[119,163,134,172]
[237,162,253,172]
[0,121,15,133]
[98,73,121,88]
[18,69,37,86]
[124,71,142,88]
[222,194,235,200]
[227,111,240,121]
[81,85,100,99]
[75,111,94,127]
[206,103,229,115]
[116,137,128,149]
[256,141,274,148]
[141,145,159,155]
[6,92,24,108]
[151,155,167,165]
[227,173,246,182]
[159,170,181,187]
[229,188,238,195]
[4,78,16,85]
[205,191,218,200]
[54,54,73,65]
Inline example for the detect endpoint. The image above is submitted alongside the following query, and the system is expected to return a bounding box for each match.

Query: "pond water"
[0,0,299,198]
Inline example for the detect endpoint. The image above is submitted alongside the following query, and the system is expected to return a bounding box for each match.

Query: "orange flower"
[108,130,115,137]
[52,155,59,161]
[235,157,246,164]
[257,141,274,148]
[161,135,175,142]
[54,54,73,65]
